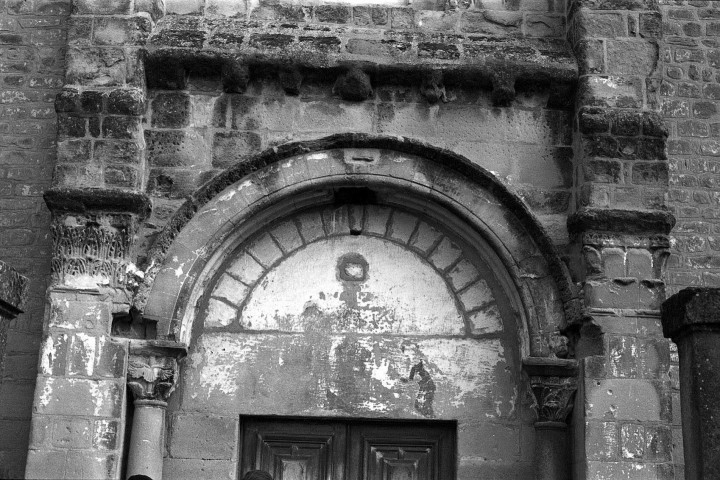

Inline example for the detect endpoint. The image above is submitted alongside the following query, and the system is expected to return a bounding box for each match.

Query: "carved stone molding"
[523,357,579,424]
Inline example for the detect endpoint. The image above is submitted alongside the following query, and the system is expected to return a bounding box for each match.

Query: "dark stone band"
[44,187,152,219]
[568,208,676,236]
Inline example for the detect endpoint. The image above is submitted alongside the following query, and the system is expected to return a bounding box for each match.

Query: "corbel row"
[146,54,539,106]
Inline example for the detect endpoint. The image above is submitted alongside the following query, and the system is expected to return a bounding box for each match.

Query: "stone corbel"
[279,66,303,96]
[420,70,447,104]
[125,340,186,480]
[523,357,578,480]
[222,58,250,94]
[334,66,373,101]
[490,67,515,107]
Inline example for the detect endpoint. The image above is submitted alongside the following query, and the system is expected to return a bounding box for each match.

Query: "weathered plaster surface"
[218,236,468,333]
[184,332,514,419]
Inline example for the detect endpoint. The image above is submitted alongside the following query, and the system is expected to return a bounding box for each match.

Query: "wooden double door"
[240,417,456,480]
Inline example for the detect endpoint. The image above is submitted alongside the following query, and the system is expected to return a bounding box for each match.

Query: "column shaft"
[677,329,720,479]
[662,287,720,480]
[126,400,167,480]
[534,422,570,480]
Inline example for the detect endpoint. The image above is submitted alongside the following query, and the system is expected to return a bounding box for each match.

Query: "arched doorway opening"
[136,135,577,479]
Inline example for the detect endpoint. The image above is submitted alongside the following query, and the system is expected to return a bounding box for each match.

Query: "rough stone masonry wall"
[660,2,720,477]
[141,80,574,252]
[0,0,69,475]
[662,2,720,293]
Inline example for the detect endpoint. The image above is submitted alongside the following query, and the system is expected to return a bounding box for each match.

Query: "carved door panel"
[241,419,346,480]
[240,418,455,480]
[348,424,454,480]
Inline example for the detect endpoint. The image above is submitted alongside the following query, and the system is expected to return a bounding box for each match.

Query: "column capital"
[662,287,720,340]
[0,260,28,320]
[127,340,187,403]
[44,189,150,290]
[523,357,579,424]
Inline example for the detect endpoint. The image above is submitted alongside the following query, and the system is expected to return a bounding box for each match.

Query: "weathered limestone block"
[54,82,147,189]
[26,290,126,480]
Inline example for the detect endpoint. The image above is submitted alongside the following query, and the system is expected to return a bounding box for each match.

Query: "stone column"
[523,358,578,480]
[661,288,720,480]
[125,341,185,480]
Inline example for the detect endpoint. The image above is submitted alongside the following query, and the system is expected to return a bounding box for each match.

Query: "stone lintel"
[568,208,675,236]
[44,187,152,219]
[661,287,720,340]
[0,260,28,320]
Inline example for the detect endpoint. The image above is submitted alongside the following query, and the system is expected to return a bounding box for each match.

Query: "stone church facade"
[0,0,718,478]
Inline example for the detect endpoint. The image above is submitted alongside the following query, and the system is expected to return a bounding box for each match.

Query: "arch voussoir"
[137,134,578,357]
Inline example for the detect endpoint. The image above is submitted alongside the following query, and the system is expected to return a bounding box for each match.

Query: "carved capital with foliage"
[529,376,577,423]
[523,357,578,424]
[127,354,177,403]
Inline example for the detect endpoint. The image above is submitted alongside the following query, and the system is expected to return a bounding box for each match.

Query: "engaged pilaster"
[568,209,675,479]
[25,188,151,480]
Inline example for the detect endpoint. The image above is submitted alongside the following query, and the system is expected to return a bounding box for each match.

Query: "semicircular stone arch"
[139,135,576,359]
